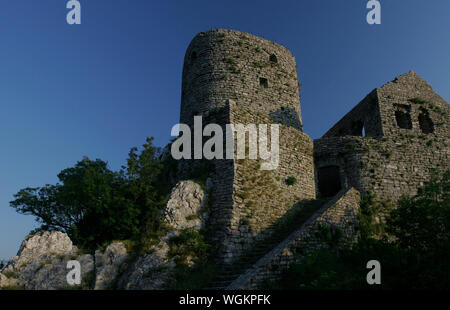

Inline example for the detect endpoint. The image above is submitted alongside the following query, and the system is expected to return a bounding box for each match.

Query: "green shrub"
[166,228,222,289]
[285,176,297,186]
[408,97,427,105]
[168,228,210,264]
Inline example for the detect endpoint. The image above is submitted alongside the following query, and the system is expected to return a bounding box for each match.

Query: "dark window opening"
[418,108,434,134]
[350,120,364,136]
[318,166,342,197]
[259,78,268,88]
[395,110,412,129]
[269,54,278,63]
[191,51,197,63]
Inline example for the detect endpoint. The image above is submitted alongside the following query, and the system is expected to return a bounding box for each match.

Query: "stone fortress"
[177,29,450,273]
[1,29,448,291]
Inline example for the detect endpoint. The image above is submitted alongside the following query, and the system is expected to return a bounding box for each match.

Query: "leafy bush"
[285,176,297,186]
[166,228,221,289]
[168,228,210,264]
[387,170,449,251]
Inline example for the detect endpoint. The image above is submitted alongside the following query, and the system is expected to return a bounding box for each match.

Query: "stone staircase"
[204,197,331,290]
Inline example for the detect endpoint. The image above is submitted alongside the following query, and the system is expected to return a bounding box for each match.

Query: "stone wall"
[227,188,361,290]
[377,71,449,138]
[323,89,383,138]
[180,29,302,130]
[314,71,450,203]
[322,71,449,141]
[175,99,316,263]
[314,135,449,203]
[221,100,315,263]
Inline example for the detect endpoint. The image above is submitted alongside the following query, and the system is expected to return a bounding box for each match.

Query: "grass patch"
[408,97,427,105]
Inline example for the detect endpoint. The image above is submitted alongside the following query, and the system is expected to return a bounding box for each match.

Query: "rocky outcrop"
[0,232,134,290]
[0,231,94,290]
[118,180,209,289]
[94,242,129,290]
[116,235,175,290]
[0,272,18,288]
[162,180,208,230]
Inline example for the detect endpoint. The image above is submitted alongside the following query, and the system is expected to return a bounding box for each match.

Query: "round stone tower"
[178,29,315,263]
[180,29,303,130]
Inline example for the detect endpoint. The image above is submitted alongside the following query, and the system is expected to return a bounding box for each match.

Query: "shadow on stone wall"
[269,108,302,131]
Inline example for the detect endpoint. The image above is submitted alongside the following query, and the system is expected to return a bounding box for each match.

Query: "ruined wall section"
[315,71,449,203]
[376,71,449,139]
[315,135,449,203]
[315,116,448,202]
[323,90,383,138]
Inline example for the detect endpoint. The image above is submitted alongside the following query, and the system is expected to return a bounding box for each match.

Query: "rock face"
[117,236,175,290]
[94,242,129,290]
[0,232,133,290]
[0,272,17,288]
[117,181,209,289]
[0,231,94,290]
[162,180,208,230]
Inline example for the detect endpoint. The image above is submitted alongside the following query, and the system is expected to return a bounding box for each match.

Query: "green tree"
[10,137,166,251]
[120,137,167,236]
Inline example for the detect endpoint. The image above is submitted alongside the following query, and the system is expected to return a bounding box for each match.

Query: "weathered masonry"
[314,71,450,202]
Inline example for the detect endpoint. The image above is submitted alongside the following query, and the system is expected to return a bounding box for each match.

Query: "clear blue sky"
[0,0,449,259]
